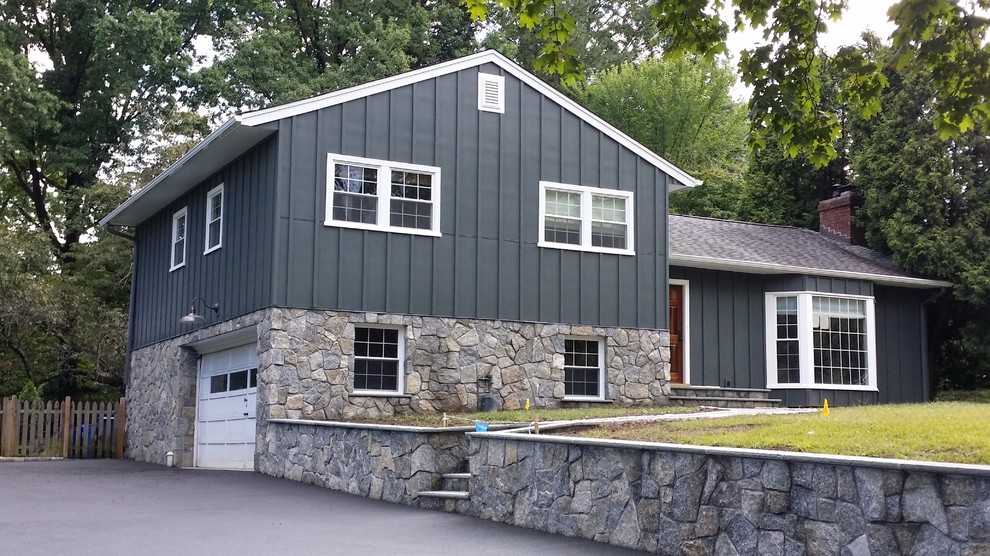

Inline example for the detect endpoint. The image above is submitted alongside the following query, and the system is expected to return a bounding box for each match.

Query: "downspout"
[102,223,137,388]
[920,287,949,402]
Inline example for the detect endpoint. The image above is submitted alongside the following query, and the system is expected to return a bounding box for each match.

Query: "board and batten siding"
[670,266,929,404]
[131,138,277,348]
[270,63,671,330]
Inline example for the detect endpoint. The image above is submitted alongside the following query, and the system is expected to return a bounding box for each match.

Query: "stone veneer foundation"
[259,308,671,421]
[126,307,670,466]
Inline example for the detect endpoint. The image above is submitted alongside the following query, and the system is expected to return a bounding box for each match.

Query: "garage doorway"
[196,342,257,470]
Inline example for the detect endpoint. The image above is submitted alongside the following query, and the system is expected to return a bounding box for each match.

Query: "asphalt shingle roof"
[668,214,924,281]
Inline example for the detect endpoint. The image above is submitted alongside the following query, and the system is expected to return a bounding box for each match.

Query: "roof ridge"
[669,213,817,233]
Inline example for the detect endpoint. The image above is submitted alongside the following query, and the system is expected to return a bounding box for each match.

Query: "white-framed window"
[538,181,634,255]
[765,292,878,391]
[352,326,405,394]
[478,72,505,113]
[170,207,187,271]
[204,184,224,253]
[563,337,605,400]
[325,154,441,236]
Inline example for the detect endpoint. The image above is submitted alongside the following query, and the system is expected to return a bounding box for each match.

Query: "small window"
[539,182,634,255]
[478,72,505,113]
[205,184,223,253]
[325,154,441,236]
[766,292,877,390]
[228,370,249,391]
[170,208,187,271]
[353,326,404,394]
[210,374,228,394]
[564,338,604,399]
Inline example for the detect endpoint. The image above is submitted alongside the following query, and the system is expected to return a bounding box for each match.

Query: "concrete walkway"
[0,459,645,556]
[500,406,819,434]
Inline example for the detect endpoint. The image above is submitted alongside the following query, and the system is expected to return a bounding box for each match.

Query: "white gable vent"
[478,72,505,114]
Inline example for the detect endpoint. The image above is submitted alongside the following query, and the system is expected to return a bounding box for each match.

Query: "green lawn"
[935,389,990,403]
[577,402,990,464]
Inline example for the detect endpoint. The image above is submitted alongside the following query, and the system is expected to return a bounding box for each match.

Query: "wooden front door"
[668,284,685,384]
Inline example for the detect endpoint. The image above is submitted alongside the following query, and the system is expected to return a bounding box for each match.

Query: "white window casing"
[478,72,505,113]
[538,181,635,256]
[204,184,224,254]
[325,154,441,237]
[170,207,188,271]
[563,336,606,401]
[351,325,406,395]
[765,291,878,391]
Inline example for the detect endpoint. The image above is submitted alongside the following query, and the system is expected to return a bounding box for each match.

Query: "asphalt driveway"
[0,459,644,555]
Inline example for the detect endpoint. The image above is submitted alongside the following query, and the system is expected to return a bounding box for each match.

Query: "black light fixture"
[179,297,219,325]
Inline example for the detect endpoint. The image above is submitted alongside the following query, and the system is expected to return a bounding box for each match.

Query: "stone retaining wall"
[255,420,990,555]
[259,308,670,421]
[468,434,990,554]
[258,419,471,503]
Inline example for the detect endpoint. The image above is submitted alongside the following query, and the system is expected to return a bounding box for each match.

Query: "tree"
[574,56,751,218]
[848,40,990,389]
[198,0,479,111]
[0,1,238,398]
[480,0,659,85]
[466,0,990,165]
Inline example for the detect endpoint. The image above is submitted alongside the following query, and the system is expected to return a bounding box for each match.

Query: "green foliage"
[17,381,41,403]
[573,57,751,217]
[480,0,658,85]
[848,39,990,389]
[198,0,479,109]
[469,0,990,164]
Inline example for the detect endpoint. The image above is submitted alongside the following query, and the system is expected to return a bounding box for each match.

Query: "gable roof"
[101,50,700,228]
[668,214,950,288]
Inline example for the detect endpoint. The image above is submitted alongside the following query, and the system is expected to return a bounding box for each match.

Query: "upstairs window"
[170,208,187,271]
[326,154,441,236]
[205,184,224,253]
[765,292,877,390]
[539,181,634,255]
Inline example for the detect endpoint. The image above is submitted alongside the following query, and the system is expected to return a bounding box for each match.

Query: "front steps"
[417,472,471,512]
[669,385,781,408]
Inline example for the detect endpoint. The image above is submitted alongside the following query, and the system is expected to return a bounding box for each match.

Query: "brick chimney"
[818,191,866,245]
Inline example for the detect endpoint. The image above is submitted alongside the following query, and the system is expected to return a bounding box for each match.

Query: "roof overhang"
[669,254,952,289]
[100,118,275,227]
[102,50,700,229]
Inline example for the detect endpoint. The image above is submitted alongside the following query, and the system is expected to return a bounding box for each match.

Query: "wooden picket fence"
[0,396,126,459]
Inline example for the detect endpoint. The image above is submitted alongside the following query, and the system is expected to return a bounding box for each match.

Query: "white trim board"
[239,50,700,189]
[669,254,951,289]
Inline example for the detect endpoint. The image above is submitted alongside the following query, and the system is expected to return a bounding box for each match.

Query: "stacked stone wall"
[259,308,671,421]
[258,419,471,503]
[469,435,990,554]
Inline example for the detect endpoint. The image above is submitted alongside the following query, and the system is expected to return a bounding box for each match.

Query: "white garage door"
[196,343,258,470]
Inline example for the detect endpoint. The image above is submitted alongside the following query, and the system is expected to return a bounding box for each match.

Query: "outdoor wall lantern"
[179,297,219,325]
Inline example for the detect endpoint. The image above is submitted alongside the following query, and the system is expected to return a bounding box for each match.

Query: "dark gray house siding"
[131,138,277,348]
[270,63,671,330]
[670,265,929,405]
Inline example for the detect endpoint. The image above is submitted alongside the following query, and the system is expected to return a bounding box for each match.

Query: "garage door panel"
[197,344,257,470]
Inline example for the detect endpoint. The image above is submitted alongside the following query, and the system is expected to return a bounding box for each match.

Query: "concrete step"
[670,386,773,400]
[442,473,472,480]
[418,490,470,500]
[669,396,781,408]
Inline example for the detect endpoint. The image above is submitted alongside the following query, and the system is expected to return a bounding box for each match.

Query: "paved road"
[0,460,644,555]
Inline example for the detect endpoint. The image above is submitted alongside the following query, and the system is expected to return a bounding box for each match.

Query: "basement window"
[563,337,605,400]
[352,326,405,394]
[765,292,877,391]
